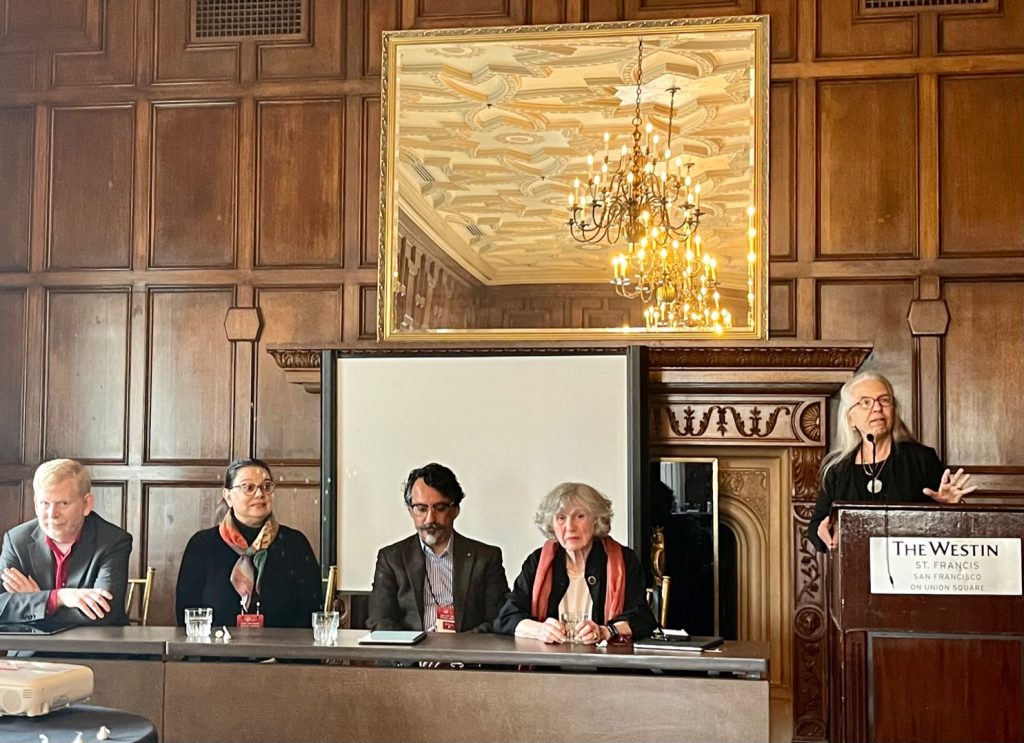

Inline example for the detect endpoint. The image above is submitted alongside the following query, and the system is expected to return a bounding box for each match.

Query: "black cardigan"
[493,539,658,639]
[807,440,946,553]
[175,522,323,628]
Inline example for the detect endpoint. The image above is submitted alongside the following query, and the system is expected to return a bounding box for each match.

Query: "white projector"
[0,660,93,717]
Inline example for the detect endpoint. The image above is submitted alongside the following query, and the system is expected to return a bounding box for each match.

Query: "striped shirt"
[420,538,454,632]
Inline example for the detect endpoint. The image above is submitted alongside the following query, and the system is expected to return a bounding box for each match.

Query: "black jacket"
[807,440,946,553]
[175,522,322,628]
[494,539,658,639]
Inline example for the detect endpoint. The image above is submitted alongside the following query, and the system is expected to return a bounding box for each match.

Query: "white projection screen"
[332,352,635,592]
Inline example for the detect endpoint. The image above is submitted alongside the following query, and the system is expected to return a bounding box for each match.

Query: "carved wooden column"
[649,344,870,743]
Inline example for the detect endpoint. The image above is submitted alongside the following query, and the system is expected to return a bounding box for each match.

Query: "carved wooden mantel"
[269,341,872,743]
[644,343,870,743]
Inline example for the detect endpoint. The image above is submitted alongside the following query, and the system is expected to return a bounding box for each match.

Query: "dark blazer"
[493,539,658,640]
[366,532,508,633]
[807,440,946,553]
[175,523,322,628]
[0,512,132,626]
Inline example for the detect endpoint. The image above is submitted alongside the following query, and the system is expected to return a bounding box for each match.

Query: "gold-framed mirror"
[379,17,769,342]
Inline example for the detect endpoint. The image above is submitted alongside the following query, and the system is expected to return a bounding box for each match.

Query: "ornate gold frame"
[379,17,770,342]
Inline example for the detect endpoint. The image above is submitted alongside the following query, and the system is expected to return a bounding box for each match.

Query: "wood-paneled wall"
[0,0,1021,645]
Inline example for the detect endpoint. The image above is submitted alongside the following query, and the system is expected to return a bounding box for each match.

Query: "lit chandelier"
[567,38,730,332]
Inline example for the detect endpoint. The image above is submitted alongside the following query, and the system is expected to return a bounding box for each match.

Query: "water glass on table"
[560,611,590,643]
[312,611,340,645]
[184,607,213,640]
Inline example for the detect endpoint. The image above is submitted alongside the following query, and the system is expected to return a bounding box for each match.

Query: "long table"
[2,628,770,743]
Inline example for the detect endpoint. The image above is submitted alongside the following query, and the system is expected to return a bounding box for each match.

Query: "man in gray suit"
[367,463,508,633]
[0,458,132,626]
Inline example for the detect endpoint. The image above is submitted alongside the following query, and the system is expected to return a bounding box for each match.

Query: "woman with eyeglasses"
[174,458,322,627]
[808,372,976,553]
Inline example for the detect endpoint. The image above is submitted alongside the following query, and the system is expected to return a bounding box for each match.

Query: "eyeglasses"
[230,481,276,496]
[850,394,895,411]
[409,502,455,516]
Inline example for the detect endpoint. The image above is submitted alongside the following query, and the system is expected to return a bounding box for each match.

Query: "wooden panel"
[0,54,34,91]
[44,289,130,462]
[145,483,223,627]
[815,1,916,59]
[943,280,1024,467]
[153,0,239,83]
[817,79,917,259]
[760,0,796,62]
[613,0,756,21]
[769,279,795,337]
[48,106,134,269]
[404,0,526,28]
[147,289,234,463]
[4,0,91,33]
[357,97,380,268]
[938,2,1024,55]
[151,102,238,268]
[817,280,916,426]
[78,660,164,734]
[51,0,135,88]
[939,75,1024,257]
[258,2,344,79]
[266,483,321,560]
[164,662,768,743]
[90,482,125,529]
[254,287,342,461]
[871,635,1022,743]
[770,81,795,261]
[360,284,377,340]
[0,482,25,539]
[2,0,97,51]
[0,107,33,271]
[362,0,401,77]
[256,100,343,267]
[0,290,26,464]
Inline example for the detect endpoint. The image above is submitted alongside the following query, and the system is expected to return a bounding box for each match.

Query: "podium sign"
[869,536,1023,595]
[829,504,1024,743]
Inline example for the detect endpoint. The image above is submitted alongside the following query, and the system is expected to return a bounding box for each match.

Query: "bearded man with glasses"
[367,463,508,633]
[808,372,977,553]
[175,458,322,627]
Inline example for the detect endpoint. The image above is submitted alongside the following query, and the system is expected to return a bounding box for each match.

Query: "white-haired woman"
[808,372,976,552]
[494,482,657,644]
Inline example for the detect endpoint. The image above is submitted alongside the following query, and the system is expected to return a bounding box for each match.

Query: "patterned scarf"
[218,510,279,611]
[530,536,625,622]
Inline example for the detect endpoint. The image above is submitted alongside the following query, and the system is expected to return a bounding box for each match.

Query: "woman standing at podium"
[808,372,976,552]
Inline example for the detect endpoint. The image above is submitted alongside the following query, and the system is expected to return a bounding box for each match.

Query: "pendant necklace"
[862,456,888,495]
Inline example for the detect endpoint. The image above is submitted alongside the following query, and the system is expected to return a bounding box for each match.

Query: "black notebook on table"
[0,622,72,636]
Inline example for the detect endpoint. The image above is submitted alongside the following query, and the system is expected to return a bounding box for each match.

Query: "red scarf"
[530,537,625,622]
[218,510,278,611]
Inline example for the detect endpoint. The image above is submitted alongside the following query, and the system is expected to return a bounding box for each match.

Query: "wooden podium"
[828,503,1024,743]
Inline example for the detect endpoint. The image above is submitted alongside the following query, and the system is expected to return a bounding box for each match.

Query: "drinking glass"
[184,607,213,640]
[312,611,340,645]
[560,611,590,643]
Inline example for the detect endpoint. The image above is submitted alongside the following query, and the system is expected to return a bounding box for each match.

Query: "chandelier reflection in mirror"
[567,38,754,333]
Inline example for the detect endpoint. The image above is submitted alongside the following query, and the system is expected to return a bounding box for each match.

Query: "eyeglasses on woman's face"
[229,481,276,496]
[850,394,895,412]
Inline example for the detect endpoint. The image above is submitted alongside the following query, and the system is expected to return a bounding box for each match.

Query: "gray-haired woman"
[494,482,657,644]
[808,371,976,552]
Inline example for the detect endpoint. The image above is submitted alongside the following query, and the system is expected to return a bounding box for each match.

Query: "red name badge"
[236,613,264,628]
[435,604,456,633]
